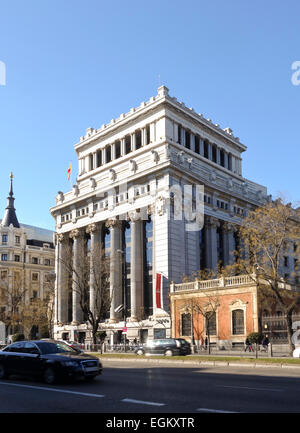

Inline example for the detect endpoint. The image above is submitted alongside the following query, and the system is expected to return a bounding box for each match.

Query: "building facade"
[0,174,55,342]
[50,86,271,344]
[170,275,259,348]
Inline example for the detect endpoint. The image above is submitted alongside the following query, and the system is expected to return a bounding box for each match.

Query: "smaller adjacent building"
[170,275,258,349]
[170,275,300,348]
[0,174,55,341]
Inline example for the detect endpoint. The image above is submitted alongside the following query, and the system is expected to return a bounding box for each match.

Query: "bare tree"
[230,198,300,355]
[60,238,111,344]
[0,271,27,336]
[22,298,50,339]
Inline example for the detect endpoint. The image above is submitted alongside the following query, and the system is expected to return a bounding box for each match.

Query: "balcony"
[170,274,255,293]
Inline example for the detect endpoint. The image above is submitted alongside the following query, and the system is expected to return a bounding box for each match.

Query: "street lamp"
[117,249,127,352]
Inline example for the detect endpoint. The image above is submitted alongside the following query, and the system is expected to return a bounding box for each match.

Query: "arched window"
[232,309,244,335]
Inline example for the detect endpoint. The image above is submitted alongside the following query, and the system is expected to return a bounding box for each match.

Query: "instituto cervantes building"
[50,86,280,345]
[0,174,55,342]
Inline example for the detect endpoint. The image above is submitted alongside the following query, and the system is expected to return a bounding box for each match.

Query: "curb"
[98,356,300,370]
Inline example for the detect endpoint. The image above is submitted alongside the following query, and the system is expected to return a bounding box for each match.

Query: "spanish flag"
[67,163,71,181]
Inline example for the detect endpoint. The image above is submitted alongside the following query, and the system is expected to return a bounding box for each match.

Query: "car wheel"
[136,349,144,356]
[0,363,8,380]
[165,349,173,357]
[44,367,56,385]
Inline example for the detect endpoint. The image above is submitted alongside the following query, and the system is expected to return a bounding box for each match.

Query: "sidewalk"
[94,350,300,370]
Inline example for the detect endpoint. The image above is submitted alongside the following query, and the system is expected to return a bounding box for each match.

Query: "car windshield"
[35,341,78,355]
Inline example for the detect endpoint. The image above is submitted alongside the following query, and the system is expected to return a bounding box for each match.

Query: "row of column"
[202,216,237,271]
[55,213,145,326]
[80,126,151,174]
[174,125,241,175]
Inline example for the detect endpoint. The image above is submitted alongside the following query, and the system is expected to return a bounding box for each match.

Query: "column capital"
[56,233,67,243]
[86,223,100,235]
[205,215,220,229]
[128,209,142,222]
[223,221,236,233]
[69,228,84,240]
[105,218,122,229]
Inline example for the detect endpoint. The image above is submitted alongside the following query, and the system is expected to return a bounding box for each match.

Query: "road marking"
[0,381,105,398]
[197,408,239,413]
[216,385,284,392]
[121,398,165,407]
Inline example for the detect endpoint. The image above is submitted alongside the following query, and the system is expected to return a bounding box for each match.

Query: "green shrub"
[247,332,263,344]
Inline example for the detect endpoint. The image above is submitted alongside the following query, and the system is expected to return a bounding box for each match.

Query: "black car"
[135,338,191,356]
[0,340,102,384]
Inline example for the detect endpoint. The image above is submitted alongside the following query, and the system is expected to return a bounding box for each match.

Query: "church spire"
[2,172,20,228]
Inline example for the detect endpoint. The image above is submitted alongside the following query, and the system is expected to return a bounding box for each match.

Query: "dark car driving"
[135,338,191,356]
[0,340,102,384]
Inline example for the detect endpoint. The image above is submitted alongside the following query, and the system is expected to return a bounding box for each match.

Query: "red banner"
[156,273,162,308]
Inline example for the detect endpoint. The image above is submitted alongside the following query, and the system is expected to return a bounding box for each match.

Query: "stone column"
[86,223,102,317]
[132,132,136,152]
[105,218,122,322]
[199,138,204,156]
[56,233,69,325]
[69,229,84,325]
[121,138,126,157]
[102,147,107,165]
[111,143,116,161]
[129,210,144,321]
[208,142,213,161]
[222,222,236,266]
[204,216,219,273]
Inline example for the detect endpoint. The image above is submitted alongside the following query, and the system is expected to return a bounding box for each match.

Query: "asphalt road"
[0,359,300,414]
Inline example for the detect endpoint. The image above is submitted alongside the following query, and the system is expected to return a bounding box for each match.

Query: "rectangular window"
[146,125,150,144]
[15,236,20,244]
[125,135,131,154]
[32,273,39,281]
[32,257,38,264]
[106,146,111,163]
[2,234,8,244]
[14,255,20,262]
[44,259,51,266]
[1,270,8,279]
[194,135,200,154]
[181,313,191,336]
[178,125,182,144]
[136,130,142,149]
[96,150,102,167]
[206,312,217,336]
[185,131,190,149]
[232,309,244,335]
[204,141,209,158]
[1,254,8,261]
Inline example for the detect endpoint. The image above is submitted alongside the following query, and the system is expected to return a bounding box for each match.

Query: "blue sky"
[0,0,299,230]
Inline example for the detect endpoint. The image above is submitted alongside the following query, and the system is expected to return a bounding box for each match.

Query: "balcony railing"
[171,274,255,292]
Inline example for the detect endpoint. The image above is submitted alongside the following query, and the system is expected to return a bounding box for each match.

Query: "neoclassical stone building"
[0,174,55,342]
[50,86,270,344]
